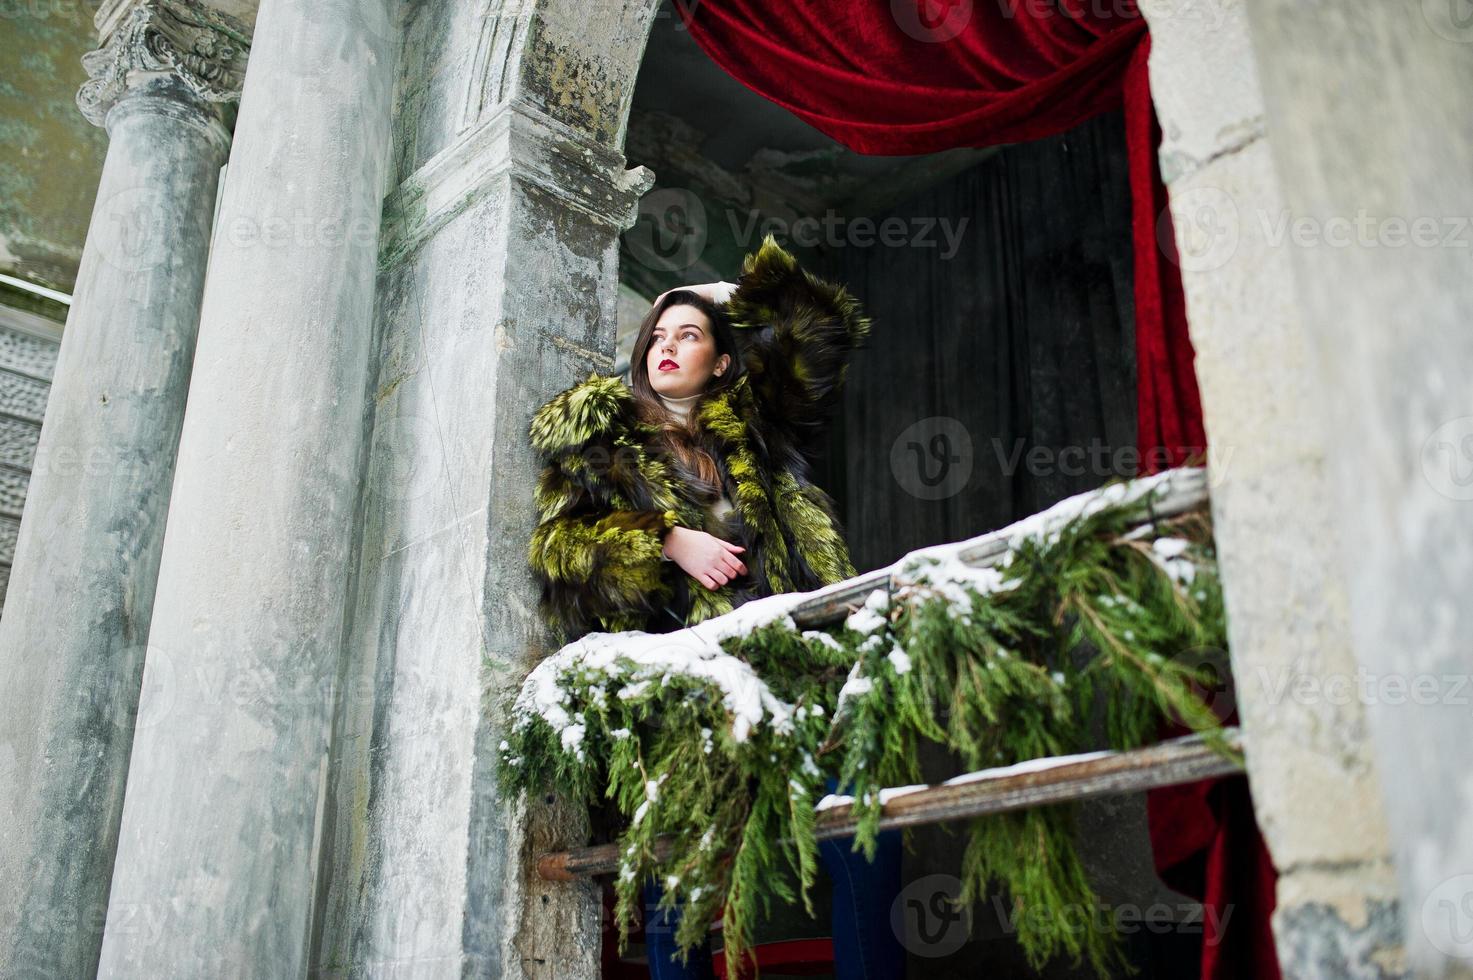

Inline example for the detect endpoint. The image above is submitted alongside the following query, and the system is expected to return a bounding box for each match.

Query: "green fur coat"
[526,235,872,643]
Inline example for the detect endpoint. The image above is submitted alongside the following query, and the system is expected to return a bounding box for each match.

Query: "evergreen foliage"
[500,477,1232,977]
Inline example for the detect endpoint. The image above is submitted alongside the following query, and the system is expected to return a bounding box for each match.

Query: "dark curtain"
[808,115,1274,975]
[816,114,1187,978]
[821,110,1138,574]
[683,0,1206,473]
[679,3,1272,976]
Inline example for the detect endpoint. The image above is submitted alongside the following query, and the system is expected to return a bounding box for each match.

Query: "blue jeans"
[640,777,905,980]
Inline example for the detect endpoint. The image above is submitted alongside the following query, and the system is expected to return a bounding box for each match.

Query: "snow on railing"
[526,466,1233,881]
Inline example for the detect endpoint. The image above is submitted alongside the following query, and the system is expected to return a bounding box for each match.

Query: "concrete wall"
[1139,0,1406,974]
[0,5,107,292]
[1242,2,1473,976]
[0,302,59,610]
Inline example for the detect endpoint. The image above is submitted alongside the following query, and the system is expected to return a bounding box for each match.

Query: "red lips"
[658,359,679,370]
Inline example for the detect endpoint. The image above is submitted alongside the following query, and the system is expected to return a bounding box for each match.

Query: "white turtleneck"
[657,391,737,528]
[657,390,703,420]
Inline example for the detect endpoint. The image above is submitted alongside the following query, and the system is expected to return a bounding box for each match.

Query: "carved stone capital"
[77,0,251,128]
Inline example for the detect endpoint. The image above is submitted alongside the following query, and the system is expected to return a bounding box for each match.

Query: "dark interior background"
[618,5,1199,975]
[814,108,1139,575]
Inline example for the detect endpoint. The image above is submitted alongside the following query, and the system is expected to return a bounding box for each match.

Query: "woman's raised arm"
[722,234,872,459]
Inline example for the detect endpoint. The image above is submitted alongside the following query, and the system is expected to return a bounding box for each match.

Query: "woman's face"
[646,303,730,399]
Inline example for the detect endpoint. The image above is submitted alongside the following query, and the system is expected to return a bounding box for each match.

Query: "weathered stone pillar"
[1239,3,1473,976]
[94,0,396,973]
[305,2,657,974]
[1136,2,1406,974]
[0,3,245,976]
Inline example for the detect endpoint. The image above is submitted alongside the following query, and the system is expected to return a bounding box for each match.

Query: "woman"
[526,235,904,979]
[527,233,866,640]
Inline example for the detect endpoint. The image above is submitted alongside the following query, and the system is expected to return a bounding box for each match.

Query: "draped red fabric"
[1147,720,1282,980]
[1122,35,1207,474]
[679,0,1146,154]
[679,0,1205,472]
[680,2,1265,976]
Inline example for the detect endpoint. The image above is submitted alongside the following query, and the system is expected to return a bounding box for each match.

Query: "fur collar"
[528,371,639,457]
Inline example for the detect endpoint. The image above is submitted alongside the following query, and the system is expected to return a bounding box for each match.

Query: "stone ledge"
[379,97,655,270]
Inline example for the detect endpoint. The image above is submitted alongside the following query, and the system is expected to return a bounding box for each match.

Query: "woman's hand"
[662,526,747,590]
[654,281,739,308]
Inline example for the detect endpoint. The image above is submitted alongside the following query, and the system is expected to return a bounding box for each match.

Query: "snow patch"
[802,629,845,652]
[1149,536,1198,586]
[844,588,889,635]
[514,629,795,744]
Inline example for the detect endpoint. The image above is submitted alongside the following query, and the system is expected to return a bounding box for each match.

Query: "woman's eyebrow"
[653,322,705,334]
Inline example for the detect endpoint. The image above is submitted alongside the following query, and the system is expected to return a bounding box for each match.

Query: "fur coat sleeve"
[724,233,873,463]
[525,373,685,642]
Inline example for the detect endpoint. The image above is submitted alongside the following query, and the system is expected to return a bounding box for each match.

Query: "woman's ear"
[715,353,731,377]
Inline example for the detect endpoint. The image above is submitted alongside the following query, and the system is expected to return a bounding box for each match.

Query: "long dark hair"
[628,289,745,498]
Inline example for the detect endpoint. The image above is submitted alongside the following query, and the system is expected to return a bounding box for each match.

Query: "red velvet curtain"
[680,2,1267,976]
[680,0,1204,472]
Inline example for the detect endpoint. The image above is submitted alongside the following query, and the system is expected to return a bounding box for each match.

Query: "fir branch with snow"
[499,467,1231,978]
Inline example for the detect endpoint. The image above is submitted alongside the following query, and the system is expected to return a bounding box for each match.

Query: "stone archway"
[307,0,1417,975]
[12,0,1411,976]
[16,0,1410,974]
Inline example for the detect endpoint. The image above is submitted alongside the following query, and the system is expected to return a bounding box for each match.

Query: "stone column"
[94,0,396,973]
[1138,1,1408,974]
[304,2,658,974]
[0,3,245,977]
[1241,4,1473,977]
[307,97,654,980]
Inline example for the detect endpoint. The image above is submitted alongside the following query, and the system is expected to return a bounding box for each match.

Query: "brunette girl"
[526,235,904,978]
